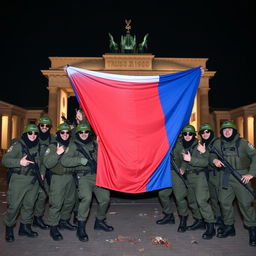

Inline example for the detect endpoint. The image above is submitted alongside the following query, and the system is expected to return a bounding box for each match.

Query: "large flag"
[66,66,201,193]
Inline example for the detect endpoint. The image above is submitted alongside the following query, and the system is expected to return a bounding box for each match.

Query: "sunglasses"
[40,124,50,128]
[183,132,193,136]
[28,131,38,135]
[79,131,89,134]
[202,130,210,134]
[60,131,70,135]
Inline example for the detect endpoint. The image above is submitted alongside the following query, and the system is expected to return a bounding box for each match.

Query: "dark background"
[1,0,255,114]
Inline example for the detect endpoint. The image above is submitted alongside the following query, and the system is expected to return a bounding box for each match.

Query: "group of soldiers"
[1,111,256,247]
[2,111,113,243]
[156,122,256,247]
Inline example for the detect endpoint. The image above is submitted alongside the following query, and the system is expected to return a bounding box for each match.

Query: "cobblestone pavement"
[0,163,255,256]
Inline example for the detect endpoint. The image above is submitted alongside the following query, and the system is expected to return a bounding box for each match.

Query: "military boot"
[156,213,175,225]
[33,216,50,230]
[5,226,15,242]
[217,224,235,238]
[249,227,256,246]
[187,219,206,231]
[94,218,114,232]
[18,223,38,237]
[177,215,188,233]
[77,221,89,242]
[202,223,216,239]
[50,226,63,241]
[59,219,77,231]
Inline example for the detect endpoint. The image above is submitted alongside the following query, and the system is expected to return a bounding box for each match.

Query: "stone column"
[243,115,248,141]
[254,116,256,145]
[48,87,59,133]
[198,87,210,124]
[7,115,12,147]
[0,114,2,150]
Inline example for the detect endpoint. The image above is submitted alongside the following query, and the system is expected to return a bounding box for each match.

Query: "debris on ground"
[191,239,199,244]
[151,236,170,247]
[116,235,141,244]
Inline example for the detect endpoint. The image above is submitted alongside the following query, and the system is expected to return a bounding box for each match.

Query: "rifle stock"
[170,155,187,188]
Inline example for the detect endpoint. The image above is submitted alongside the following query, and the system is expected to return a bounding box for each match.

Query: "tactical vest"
[220,137,251,170]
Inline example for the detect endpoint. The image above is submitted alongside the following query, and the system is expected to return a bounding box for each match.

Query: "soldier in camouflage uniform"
[44,123,77,241]
[177,124,216,239]
[33,116,54,230]
[198,123,223,226]
[211,121,256,246]
[2,124,41,242]
[61,123,113,242]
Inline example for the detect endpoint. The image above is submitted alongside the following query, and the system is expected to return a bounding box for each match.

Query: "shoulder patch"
[45,148,50,155]
[248,143,255,150]
[7,145,13,153]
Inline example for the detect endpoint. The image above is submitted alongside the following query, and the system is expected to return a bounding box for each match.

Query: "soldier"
[171,125,204,233]
[178,124,216,239]
[33,116,54,230]
[2,124,41,242]
[61,123,113,242]
[44,123,77,241]
[211,120,256,246]
[198,123,223,226]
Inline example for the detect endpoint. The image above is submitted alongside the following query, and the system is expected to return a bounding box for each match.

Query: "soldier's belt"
[12,170,34,176]
[186,169,203,175]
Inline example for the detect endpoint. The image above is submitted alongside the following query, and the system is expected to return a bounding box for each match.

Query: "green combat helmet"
[221,120,237,130]
[76,123,91,133]
[199,123,213,132]
[182,124,196,134]
[57,123,70,131]
[23,124,39,134]
[38,116,52,126]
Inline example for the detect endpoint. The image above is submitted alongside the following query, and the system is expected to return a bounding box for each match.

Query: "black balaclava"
[38,127,51,141]
[200,131,215,147]
[56,131,70,147]
[182,134,196,149]
[21,133,39,148]
[220,128,237,142]
[76,132,93,144]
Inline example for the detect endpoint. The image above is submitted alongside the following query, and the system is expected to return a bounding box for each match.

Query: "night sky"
[1,0,255,112]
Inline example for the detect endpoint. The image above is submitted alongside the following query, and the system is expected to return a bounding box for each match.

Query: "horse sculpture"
[108,33,119,53]
[138,33,149,53]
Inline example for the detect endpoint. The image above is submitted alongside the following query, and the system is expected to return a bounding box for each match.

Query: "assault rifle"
[21,143,48,196]
[74,142,97,173]
[61,115,73,126]
[170,153,188,188]
[208,144,256,198]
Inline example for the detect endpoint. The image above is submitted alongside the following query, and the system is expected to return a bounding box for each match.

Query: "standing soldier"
[172,126,204,233]
[198,123,223,226]
[2,124,41,242]
[61,123,114,242]
[179,124,216,239]
[33,116,54,230]
[44,123,77,241]
[211,120,256,246]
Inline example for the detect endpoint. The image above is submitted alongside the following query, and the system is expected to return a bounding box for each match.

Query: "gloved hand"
[80,158,88,165]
